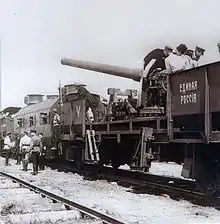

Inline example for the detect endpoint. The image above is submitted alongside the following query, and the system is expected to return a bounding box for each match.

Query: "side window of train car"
[40,112,48,125]
[29,116,34,127]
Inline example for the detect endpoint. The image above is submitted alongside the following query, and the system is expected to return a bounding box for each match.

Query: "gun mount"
[61,58,167,117]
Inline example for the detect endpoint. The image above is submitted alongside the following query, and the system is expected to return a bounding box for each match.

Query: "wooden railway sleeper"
[0,172,124,224]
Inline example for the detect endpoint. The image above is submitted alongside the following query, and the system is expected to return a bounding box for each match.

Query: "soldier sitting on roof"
[165,44,189,74]
[185,46,205,68]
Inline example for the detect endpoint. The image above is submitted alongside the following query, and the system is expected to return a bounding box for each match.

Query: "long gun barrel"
[61,58,142,82]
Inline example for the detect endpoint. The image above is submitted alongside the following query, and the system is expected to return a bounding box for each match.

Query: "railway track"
[99,167,220,208]
[0,171,124,224]
[48,161,220,209]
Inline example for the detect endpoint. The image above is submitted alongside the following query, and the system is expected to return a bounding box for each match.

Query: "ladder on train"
[85,130,100,162]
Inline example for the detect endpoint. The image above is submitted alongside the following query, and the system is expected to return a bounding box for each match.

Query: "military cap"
[7,132,12,135]
[30,130,36,133]
[164,46,173,51]
[52,108,57,112]
[73,82,86,87]
[195,46,205,55]
[176,44,188,54]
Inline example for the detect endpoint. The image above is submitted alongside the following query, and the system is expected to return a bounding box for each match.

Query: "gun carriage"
[60,58,220,198]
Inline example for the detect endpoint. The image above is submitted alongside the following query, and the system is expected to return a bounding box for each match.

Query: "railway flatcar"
[59,58,220,198]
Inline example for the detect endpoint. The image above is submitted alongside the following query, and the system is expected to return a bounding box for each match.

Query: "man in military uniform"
[165,44,190,73]
[52,108,60,149]
[3,132,13,166]
[143,46,173,75]
[185,46,205,67]
[141,46,173,108]
[38,132,46,170]
[20,131,31,171]
[14,133,21,165]
[175,44,188,55]
[30,130,42,175]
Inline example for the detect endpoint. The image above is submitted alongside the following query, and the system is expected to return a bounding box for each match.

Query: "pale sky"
[0,0,220,109]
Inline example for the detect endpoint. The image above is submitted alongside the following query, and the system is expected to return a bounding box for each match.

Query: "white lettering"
[194,81,197,90]
[182,83,185,93]
[179,81,198,94]
[76,105,81,118]
[179,80,198,105]
[180,93,197,104]
[180,84,182,93]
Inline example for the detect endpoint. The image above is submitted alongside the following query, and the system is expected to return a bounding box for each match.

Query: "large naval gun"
[61,58,167,117]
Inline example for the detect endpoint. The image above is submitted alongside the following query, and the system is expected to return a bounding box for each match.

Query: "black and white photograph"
[0,0,220,223]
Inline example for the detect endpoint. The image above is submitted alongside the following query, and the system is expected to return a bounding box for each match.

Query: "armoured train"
[1,57,220,198]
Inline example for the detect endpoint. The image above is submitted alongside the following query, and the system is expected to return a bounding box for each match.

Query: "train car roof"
[15,97,59,117]
[0,107,21,116]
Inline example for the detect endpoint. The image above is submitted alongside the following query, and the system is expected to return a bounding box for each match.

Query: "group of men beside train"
[2,108,61,175]
[3,130,46,175]
[143,44,205,75]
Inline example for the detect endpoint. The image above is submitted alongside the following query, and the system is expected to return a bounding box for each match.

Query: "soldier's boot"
[5,158,9,166]
[24,161,28,171]
[32,164,38,175]
[40,155,45,170]
[42,161,45,170]
[17,155,21,165]
[22,160,25,171]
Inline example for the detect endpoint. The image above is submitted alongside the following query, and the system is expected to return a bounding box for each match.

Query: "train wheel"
[195,161,220,197]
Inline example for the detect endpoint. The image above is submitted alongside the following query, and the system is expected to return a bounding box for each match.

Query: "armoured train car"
[14,94,60,159]
[60,58,220,197]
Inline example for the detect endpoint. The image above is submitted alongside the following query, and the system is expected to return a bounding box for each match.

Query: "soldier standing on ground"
[20,131,31,171]
[14,133,21,165]
[38,133,46,170]
[30,130,42,175]
[3,132,13,166]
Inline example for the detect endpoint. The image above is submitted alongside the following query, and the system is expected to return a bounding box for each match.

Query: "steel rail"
[0,171,125,224]
[47,163,220,207]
